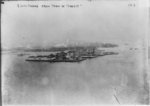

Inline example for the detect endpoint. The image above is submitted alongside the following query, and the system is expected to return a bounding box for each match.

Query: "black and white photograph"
[1,0,149,105]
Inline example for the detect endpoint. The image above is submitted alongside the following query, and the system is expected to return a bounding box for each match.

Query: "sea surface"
[2,45,149,105]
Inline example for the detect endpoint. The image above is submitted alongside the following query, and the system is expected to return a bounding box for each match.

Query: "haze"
[1,1,148,49]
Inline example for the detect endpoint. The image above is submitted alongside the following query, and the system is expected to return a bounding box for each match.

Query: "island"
[25,43,119,63]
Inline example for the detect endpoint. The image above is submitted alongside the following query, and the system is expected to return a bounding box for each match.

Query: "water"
[2,47,149,105]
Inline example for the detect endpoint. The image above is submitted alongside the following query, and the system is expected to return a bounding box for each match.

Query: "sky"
[1,0,148,49]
